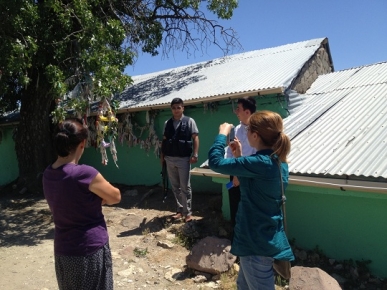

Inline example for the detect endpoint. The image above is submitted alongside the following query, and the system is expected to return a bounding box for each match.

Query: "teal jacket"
[209,135,294,261]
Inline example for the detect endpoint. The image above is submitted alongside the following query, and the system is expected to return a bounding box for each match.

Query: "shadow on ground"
[112,183,231,239]
[0,187,54,247]
[0,183,229,247]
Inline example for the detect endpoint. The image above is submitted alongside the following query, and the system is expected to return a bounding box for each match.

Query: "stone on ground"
[290,266,342,290]
[186,236,236,274]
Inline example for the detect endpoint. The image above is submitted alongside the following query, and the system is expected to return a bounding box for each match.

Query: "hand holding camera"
[229,137,242,157]
[219,123,234,138]
[218,123,242,157]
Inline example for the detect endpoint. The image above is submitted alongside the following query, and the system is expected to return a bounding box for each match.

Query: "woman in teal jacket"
[208,110,294,290]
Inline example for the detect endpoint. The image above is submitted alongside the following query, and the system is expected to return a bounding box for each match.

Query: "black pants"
[228,176,241,229]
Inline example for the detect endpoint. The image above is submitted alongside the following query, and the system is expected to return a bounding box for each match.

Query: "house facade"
[1,38,333,192]
[81,37,333,192]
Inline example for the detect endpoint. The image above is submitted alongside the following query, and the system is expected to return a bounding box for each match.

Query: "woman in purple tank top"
[43,118,121,290]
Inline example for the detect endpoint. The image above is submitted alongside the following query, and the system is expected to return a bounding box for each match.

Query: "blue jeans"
[237,255,274,290]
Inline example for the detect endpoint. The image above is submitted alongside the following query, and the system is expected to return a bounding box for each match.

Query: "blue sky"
[125,0,387,76]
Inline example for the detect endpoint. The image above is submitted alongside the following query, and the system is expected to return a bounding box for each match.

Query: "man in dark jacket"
[160,98,199,223]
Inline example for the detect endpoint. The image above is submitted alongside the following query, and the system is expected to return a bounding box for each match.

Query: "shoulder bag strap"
[277,159,287,234]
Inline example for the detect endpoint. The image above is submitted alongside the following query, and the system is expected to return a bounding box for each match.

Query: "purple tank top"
[43,163,108,256]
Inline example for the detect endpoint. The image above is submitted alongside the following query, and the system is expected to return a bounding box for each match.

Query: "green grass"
[133,247,148,257]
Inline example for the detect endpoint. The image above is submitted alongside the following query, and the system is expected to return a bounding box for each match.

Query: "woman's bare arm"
[89,173,121,205]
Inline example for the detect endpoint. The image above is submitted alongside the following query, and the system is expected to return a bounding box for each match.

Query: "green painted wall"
[81,94,287,193]
[286,184,387,278]
[0,127,19,186]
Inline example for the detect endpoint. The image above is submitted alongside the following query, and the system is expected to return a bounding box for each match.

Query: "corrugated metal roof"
[285,61,387,179]
[116,38,327,110]
[307,61,387,94]
[0,110,20,126]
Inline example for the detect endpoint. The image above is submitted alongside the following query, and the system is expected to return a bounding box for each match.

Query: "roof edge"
[290,175,387,194]
[0,87,285,124]
[116,87,284,113]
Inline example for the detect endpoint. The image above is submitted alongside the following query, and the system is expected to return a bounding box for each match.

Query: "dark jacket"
[162,116,193,157]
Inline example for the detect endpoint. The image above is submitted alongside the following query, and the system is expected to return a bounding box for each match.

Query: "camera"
[227,126,235,143]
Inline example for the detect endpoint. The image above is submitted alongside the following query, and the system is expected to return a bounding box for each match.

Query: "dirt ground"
[3,182,387,290]
[0,183,234,290]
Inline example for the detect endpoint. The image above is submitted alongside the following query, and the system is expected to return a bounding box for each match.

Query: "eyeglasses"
[244,125,250,132]
[171,106,182,110]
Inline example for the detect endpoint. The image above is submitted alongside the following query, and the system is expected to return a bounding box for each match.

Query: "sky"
[124,0,387,77]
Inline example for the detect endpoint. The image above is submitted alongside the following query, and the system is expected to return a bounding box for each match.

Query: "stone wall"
[290,46,333,94]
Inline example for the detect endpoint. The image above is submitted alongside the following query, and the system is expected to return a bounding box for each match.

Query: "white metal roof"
[116,38,327,110]
[285,61,387,179]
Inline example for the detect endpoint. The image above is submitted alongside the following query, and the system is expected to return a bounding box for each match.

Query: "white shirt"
[226,122,256,158]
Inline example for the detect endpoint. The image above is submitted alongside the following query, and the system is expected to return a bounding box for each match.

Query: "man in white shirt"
[226,97,257,229]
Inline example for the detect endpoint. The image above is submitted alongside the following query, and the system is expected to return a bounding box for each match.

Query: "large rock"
[186,236,236,274]
[290,266,342,290]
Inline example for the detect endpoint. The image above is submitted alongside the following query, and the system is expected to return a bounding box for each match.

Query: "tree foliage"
[0,0,239,190]
[0,0,239,115]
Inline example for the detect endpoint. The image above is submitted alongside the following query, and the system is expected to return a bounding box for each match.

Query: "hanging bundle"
[209,102,219,113]
[87,116,97,148]
[145,110,150,124]
[96,98,119,168]
[147,111,160,158]
[203,102,208,113]
[136,122,148,138]
[122,113,137,147]
[231,99,236,112]
[117,121,124,145]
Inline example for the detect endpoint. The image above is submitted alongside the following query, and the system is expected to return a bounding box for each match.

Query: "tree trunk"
[15,88,56,195]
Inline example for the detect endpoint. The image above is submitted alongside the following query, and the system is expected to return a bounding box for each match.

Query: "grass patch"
[171,231,195,249]
[274,274,289,288]
[142,227,150,235]
[218,265,238,290]
[133,247,148,257]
